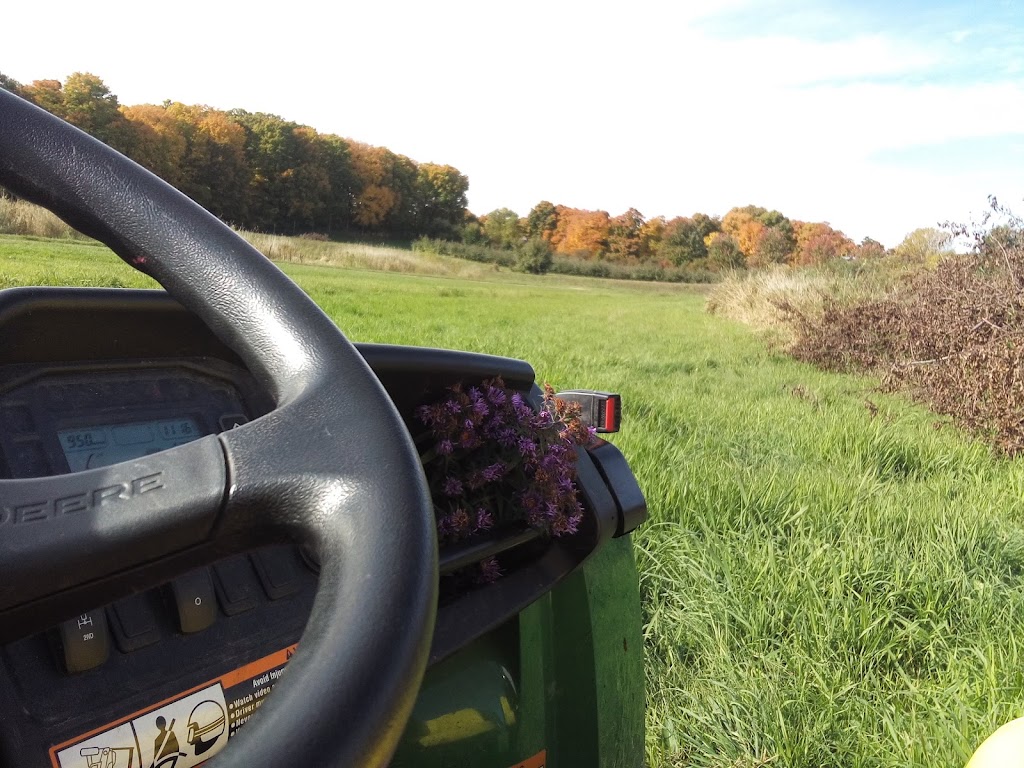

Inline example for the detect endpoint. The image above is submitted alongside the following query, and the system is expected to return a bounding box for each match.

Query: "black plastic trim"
[586,439,649,537]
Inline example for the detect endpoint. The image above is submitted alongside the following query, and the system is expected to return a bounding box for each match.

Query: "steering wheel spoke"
[0,436,226,614]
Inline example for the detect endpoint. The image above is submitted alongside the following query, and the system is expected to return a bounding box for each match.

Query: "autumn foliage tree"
[551,207,610,258]
[21,73,131,153]
[720,206,797,267]
[792,221,856,265]
[5,71,469,241]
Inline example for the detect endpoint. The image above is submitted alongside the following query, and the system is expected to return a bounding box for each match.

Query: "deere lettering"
[0,472,164,526]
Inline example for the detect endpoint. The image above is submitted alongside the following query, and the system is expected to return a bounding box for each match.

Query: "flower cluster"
[416,378,595,580]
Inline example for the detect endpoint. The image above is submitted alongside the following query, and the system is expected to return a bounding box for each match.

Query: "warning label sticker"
[508,751,547,768]
[50,645,296,768]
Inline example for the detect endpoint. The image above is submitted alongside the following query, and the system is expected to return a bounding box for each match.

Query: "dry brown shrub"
[791,206,1024,454]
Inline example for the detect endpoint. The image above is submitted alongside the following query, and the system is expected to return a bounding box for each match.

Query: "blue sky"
[5,0,1024,246]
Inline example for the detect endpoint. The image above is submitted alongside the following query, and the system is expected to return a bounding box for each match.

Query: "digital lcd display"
[58,417,204,472]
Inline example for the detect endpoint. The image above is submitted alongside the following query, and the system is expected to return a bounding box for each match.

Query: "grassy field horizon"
[3,234,1024,766]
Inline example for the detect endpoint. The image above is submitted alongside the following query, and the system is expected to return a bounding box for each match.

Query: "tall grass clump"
[412,236,516,268]
[706,260,913,344]
[238,231,493,279]
[0,197,86,239]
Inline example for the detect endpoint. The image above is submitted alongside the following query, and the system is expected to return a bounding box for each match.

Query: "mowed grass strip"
[4,236,1024,767]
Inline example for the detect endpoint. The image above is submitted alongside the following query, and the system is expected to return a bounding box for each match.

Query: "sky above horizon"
[5,0,1024,247]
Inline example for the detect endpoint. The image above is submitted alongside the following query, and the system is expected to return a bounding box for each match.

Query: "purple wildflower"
[437,439,454,456]
[481,461,506,482]
[467,388,489,416]
[517,436,537,457]
[497,427,517,448]
[487,386,506,407]
[443,476,463,497]
[448,508,470,536]
[459,429,479,450]
[478,556,501,583]
[475,508,494,531]
[415,404,433,426]
[544,501,560,522]
[465,469,487,490]
[540,452,562,473]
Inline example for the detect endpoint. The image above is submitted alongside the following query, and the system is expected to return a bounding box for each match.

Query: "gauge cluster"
[0,363,255,479]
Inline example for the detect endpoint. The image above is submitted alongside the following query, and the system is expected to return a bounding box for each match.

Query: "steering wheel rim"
[0,90,437,767]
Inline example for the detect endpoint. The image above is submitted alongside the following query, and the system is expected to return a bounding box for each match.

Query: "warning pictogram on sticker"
[50,646,296,768]
[54,684,227,768]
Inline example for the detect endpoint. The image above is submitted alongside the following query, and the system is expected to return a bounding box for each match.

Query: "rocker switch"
[109,594,160,652]
[171,569,217,633]
[213,556,260,616]
[60,610,110,673]
[252,547,300,600]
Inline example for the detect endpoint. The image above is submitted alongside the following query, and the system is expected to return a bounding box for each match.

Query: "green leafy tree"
[0,72,23,94]
[482,208,522,249]
[60,73,130,150]
[318,134,357,233]
[754,225,795,265]
[638,216,666,261]
[383,153,422,235]
[231,110,309,231]
[705,232,744,269]
[607,208,645,262]
[416,163,469,237]
[167,103,250,226]
[757,211,796,261]
[894,227,953,266]
[663,213,720,265]
[527,201,559,241]
[516,237,553,274]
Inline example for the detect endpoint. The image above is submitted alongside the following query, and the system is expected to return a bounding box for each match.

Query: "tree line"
[469,203,888,271]
[3,71,917,273]
[0,72,469,239]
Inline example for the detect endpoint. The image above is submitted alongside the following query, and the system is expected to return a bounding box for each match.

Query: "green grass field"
[4,235,1024,766]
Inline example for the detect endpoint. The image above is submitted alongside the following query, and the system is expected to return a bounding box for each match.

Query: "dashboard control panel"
[0,362,260,480]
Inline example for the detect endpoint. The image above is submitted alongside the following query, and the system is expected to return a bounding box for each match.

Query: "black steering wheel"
[0,90,437,766]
